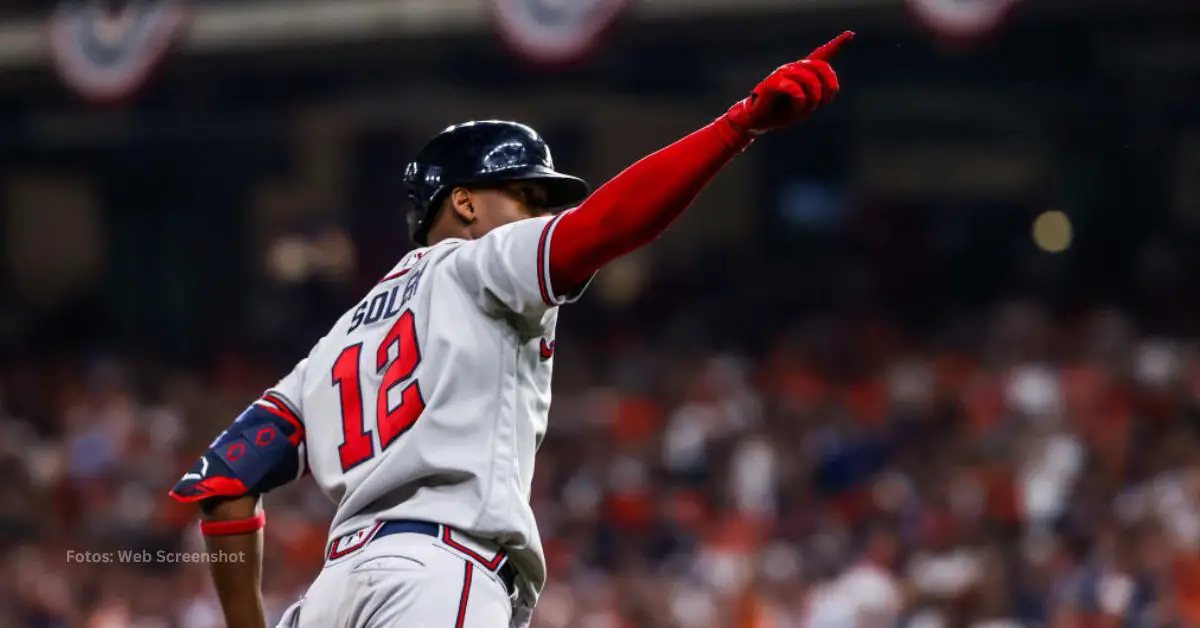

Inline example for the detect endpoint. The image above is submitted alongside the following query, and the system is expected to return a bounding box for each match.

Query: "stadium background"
[1,0,1199,626]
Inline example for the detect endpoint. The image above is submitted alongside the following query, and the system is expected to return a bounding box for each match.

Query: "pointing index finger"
[806,31,855,62]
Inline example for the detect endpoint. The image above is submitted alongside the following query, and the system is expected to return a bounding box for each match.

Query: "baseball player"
[169,31,853,628]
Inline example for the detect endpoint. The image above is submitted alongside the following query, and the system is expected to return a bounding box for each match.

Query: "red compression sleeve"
[548,118,753,292]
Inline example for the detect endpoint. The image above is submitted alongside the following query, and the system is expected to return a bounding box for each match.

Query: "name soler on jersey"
[65,549,248,564]
[347,258,425,334]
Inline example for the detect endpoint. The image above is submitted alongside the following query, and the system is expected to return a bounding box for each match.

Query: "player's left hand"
[724,31,854,136]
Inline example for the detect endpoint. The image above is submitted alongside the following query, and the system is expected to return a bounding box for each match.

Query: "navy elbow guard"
[170,393,306,503]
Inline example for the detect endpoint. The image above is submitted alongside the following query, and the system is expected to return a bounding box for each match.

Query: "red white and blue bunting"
[490,0,632,66]
[48,0,191,103]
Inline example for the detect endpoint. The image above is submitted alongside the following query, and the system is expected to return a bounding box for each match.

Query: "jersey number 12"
[331,310,425,471]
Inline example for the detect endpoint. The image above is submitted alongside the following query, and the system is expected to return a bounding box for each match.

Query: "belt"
[329,520,517,596]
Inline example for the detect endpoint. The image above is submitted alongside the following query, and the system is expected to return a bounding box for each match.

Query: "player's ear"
[447,187,477,225]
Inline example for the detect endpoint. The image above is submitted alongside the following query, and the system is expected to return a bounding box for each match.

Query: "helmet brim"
[478,166,590,209]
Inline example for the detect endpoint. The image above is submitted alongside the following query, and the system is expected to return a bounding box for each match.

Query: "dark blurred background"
[1,0,1199,626]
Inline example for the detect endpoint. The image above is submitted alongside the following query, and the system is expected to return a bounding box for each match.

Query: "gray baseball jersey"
[266,213,584,606]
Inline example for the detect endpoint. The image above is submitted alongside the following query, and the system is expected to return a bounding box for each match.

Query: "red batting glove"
[723,31,854,136]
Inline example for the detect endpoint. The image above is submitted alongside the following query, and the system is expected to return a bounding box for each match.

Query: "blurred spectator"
[3,298,1199,626]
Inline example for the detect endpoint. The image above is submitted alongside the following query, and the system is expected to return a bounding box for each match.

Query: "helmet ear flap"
[407,201,430,246]
[408,189,444,246]
[404,159,442,246]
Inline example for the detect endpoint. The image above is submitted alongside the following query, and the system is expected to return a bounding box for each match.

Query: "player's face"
[468,183,552,235]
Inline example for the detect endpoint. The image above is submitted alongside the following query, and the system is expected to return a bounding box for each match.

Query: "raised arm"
[547,32,854,291]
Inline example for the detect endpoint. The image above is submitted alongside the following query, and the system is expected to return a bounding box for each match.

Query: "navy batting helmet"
[403,120,590,245]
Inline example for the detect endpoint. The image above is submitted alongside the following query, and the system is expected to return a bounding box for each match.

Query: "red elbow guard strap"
[200,511,266,536]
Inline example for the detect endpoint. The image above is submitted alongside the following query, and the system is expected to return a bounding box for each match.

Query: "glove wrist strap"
[715,115,758,147]
[200,511,266,536]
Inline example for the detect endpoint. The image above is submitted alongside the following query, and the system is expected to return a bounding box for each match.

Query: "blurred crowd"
[3,298,1200,628]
